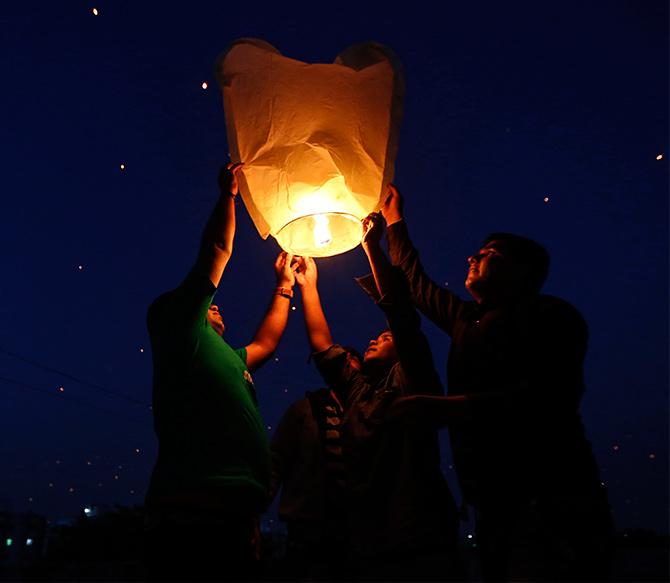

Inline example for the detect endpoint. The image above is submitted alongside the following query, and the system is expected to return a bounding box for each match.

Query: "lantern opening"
[276,212,362,257]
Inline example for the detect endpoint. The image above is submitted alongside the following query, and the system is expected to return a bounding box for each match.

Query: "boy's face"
[207,304,225,336]
[364,331,397,365]
[465,241,507,292]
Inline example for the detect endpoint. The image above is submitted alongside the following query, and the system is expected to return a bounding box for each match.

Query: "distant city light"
[656,154,663,160]
[58,386,64,393]
[543,196,550,203]
[78,265,83,271]
[467,534,473,539]
[84,507,92,516]
[135,448,140,454]
[5,538,12,547]
[649,453,656,460]
[291,306,296,311]
[92,8,99,16]
[68,487,75,493]
[613,445,620,451]
[139,347,144,353]
[274,357,280,362]
[201,82,208,90]
[26,538,33,546]
[120,163,125,170]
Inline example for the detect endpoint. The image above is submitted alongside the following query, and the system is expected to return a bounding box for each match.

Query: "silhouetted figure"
[382,185,614,582]
[270,373,359,581]
[293,213,464,582]
[143,164,297,582]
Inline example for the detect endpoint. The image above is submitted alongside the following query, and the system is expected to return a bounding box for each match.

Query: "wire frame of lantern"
[216,38,404,257]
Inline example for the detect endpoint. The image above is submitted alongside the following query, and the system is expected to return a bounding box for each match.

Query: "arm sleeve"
[234,347,248,366]
[147,266,217,339]
[356,271,444,396]
[312,344,366,406]
[386,220,464,336]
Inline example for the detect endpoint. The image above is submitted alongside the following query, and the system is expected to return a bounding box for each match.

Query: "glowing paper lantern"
[216,39,404,257]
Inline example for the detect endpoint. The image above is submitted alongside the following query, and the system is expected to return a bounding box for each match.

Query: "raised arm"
[196,163,244,288]
[381,184,464,335]
[294,256,333,353]
[244,252,296,372]
[360,213,442,396]
[361,212,396,299]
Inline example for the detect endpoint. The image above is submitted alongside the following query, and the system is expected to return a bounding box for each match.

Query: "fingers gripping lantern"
[216,39,404,257]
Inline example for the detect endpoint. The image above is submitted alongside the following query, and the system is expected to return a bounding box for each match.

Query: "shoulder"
[537,294,585,321]
[146,269,216,329]
[233,347,248,365]
[535,294,588,339]
[279,397,312,425]
[147,290,175,331]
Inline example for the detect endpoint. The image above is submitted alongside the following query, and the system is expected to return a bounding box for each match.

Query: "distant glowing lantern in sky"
[216,39,404,257]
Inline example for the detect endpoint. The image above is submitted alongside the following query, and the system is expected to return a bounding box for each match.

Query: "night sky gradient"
[1,1,667,534]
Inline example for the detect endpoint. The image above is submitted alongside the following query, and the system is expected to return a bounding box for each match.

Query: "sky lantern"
[216,39,404,257]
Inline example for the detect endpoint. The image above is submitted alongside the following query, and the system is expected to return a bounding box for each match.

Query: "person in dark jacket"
[269,353,360,581]
[382,184,614,582]
[293,213,464,582]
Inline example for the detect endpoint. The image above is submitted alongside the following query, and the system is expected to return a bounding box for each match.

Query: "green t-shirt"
[145,268,270,512]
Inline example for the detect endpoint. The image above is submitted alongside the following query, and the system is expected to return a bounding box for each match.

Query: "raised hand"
[274,251,295,288]
[380,183,404,225]
[361,212,384,249]
[294,256,318,289]
[218,162,244,197]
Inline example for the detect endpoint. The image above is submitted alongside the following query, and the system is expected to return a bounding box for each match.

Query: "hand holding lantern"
[361,212,384,250]
[380,184,404,226]
[294,256,318,290]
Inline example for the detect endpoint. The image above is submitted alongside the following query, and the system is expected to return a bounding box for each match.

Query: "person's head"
[363,329,398,367]
[465,233,550,302]
[207,304,225,336]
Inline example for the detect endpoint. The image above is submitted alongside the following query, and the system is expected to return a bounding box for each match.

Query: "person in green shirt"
[144,163,297,582]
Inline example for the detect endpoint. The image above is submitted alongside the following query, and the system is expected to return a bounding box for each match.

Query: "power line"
[0,375,149,425]
[0,345,150,407]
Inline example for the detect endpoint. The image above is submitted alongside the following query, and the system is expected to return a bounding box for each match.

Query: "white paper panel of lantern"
[216,39,404,257]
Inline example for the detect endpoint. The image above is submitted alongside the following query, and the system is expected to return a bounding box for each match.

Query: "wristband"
[275,286,294,299]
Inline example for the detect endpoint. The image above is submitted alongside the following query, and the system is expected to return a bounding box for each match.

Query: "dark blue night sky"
[1,1,667,534]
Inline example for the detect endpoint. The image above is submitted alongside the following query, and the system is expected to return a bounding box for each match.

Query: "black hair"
[483,232,550,292]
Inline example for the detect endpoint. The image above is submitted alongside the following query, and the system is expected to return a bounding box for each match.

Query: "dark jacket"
[387,220,605,505]
[313,270,459,557]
